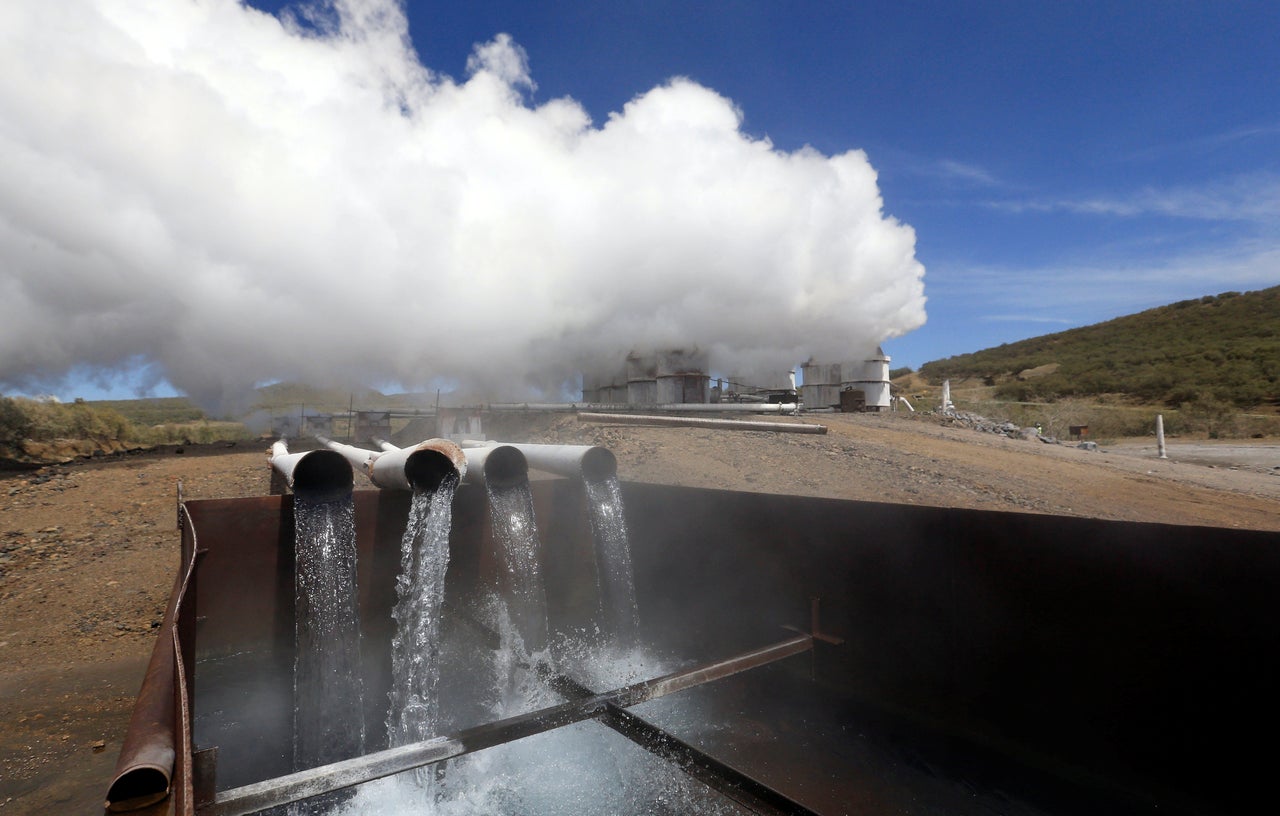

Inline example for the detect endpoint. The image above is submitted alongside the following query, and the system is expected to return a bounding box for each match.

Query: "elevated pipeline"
[267,440,353,497]
[485,402,798,415]
[460,441,616,483]
[321,437,466,492]
[578,413,827,435]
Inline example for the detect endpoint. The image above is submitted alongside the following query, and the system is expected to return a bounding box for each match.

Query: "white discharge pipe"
[320,436,467,492]
[383,437,528,488]
[459,444,529,488]
[268,440,353,496]
[461,441,617,482]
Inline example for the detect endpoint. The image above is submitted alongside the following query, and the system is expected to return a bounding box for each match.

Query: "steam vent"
[102,427,1280,815]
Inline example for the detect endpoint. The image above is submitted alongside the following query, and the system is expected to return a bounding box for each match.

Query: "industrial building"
[721,370,797,404]
[584,346,893,411]
[583,349,711,405]
[800,347,893,411]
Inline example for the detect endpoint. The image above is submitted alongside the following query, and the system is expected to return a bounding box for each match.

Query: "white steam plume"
[0,0,925,408]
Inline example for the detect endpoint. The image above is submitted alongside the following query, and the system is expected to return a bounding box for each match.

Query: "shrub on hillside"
[920,286,1280,408]
[0,396,33,447]
[0,398,135,444]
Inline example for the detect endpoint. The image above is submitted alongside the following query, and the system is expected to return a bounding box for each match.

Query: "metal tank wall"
[839,346,892,410]
[131,482,1280,815]
[799,362,843,409]
[802,348,893,411]
[620,483,1280,815]
[625,353,658,405]
[582,365,629,404]
[654,349,710,404]
[579,372,602,403]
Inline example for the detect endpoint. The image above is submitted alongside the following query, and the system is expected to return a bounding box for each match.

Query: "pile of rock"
[934,410,1030,438]
[928,410,1100,451]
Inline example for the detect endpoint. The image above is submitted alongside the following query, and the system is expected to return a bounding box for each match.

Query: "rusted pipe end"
[404,450,455,491]
[290,450,354,497]
[366,439,466,491]
[580,447,617,482]
[404,439,467,491]
[105,765,171,812]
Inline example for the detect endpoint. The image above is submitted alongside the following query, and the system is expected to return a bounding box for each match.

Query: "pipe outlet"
[485,443,617,482]
[373,439,468,491]
[268,442,353,498]
[461,445,528,489]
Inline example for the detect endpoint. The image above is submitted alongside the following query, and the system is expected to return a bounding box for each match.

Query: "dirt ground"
[1,411,1277,814]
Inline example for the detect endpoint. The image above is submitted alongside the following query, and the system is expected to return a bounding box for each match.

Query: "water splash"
[291,491,364,815]
[303,476,734,815]
[336,642,748,816]
[584,476,640,647]
[386,474,458,791]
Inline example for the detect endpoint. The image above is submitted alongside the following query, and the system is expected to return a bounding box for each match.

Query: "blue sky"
[374,0,1279,367]
[4,1,1277,402]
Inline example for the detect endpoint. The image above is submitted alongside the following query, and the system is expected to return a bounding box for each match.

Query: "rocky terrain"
[1,410,1277,814]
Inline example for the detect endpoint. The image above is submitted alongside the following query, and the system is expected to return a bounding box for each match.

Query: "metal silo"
[655,349,710,404]
[800,362,843,409]
[840,347,892,411]
[625,353,658,405]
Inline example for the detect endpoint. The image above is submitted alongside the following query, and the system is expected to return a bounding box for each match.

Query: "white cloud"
[991,172,1280,224]
[935,159,1001,187]
[0,0,925,408]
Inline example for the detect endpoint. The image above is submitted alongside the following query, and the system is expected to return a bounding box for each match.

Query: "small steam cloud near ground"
[0,0,925,410]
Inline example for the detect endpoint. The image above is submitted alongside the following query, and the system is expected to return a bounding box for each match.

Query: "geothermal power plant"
[580,347,896,411]
[103,417,1280,816]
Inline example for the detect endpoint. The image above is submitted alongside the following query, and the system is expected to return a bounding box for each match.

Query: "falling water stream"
[315,472,738,814]
[291,491,365,816]
[386,474,458,790]
[484,480,550,656]
[584,475,640,648]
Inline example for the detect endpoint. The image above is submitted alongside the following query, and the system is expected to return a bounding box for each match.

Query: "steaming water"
[298,478,743,815]
[335,638,751,816]
[386,475,458,790]
[584,476,640,647]
[291,492,365,816]
[334,715,753,815]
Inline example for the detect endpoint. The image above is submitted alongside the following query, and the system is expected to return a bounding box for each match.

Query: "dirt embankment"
[1,413,1277,813]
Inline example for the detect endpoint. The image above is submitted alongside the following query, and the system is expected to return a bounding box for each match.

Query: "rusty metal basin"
[108,481,1280,815]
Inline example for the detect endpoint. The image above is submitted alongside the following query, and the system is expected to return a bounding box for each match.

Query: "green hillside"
[94,396,206,425]
[919,287,1280,409]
